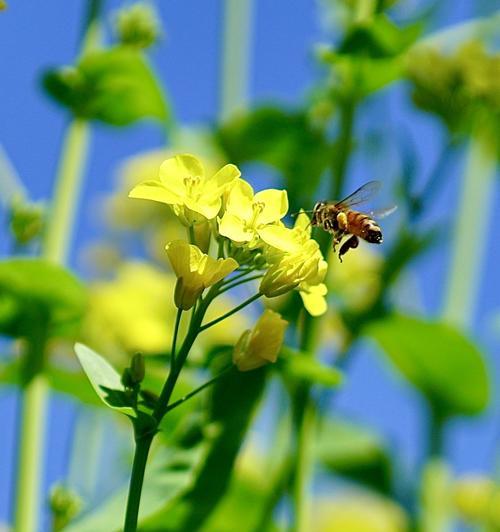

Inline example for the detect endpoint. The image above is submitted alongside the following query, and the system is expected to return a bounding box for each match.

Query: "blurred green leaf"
[74,343,135,416]
[339,15,422,58]
[0,258,86,338]
[367,314,489,416]
[215,107,330,211]
[142,366,267,531]
[66,438,209,532]
[316,417,392,494]
[201,469,279,532]
[279,348,343,388]
[43,47,168,126]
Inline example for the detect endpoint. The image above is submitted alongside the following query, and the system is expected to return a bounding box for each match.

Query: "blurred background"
[0,1,499,531]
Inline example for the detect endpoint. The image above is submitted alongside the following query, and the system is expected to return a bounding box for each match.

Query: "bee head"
[313,201,326,213]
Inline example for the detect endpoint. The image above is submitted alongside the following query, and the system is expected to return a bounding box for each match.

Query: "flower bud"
[9,197,45,245]
[233,310,287,371]
[130,352,145,383]
[49,485,82,531]
[115,3,161,50]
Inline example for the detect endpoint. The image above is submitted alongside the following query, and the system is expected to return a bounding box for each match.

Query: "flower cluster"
[406,41,500,133]
[129,153,329,316]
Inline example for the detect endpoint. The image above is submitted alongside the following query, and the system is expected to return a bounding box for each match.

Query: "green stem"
[164,365,232,414]
[442,127,498,327]
[199,292,262,332]
[14,318,49,532]
[43,119,90,264]
[123,433,154,532]
[219,0,254,120]
[170,308,183,370]
[331,99,356,200]
[217,274,263,295]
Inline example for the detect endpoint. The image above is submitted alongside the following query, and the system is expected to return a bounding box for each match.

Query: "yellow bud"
[233,310,287,371]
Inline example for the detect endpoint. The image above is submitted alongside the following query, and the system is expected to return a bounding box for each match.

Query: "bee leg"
[336,212,348,231]
[339,235,359,262]
[332,232,342,252]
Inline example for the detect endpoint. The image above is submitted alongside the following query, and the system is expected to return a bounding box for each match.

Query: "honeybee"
[311,181,396,262]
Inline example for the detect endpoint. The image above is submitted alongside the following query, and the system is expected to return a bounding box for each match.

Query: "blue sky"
[0,0,499,528]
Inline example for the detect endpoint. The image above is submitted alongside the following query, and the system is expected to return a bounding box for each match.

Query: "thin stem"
[43,119,90,264]
[331,99,356,200]
[220,268,256,287]
[188,225,196,246]
[164,365,232,413]
[217,274,263,295]
[442,127,497,327]
[199,292,262,332]
[170,308,183,371]
[123,433,154,532]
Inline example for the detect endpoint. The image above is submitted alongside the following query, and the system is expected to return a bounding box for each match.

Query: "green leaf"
[142,366,267,531]
[74,343,135,416]
[367,315,490,416]
[316,417,392,494]
[338,15,422,58]
[0,258,86,338]
[279,348,343,388]
[43,47,168,126]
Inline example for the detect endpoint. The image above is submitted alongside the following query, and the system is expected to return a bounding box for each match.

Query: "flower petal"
[208,164,241,194]
[129,180,180,205]
[219,213,254,243]
[254,189,288,224]
[159,154,204,196]
[225,179,254,222]
[258,225,301,253]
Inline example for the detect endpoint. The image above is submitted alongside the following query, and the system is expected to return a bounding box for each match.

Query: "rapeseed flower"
[129,154,240,225]
[232,309,287,371]
[166,240,238,310]
[218,179,288,246]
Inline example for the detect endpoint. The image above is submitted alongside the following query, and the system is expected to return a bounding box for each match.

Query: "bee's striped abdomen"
[346,211,383,243]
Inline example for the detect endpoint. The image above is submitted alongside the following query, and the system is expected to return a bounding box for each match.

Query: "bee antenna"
[290,209,314,217]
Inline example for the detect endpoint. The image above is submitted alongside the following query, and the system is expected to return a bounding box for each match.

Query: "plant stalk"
[123,433,154,532]
[43,119,90,264]
[219,0,254,120]
[442,127,498,328]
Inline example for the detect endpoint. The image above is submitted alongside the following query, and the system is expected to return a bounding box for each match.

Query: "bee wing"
[369,205,398,219]
[335,180,381,208]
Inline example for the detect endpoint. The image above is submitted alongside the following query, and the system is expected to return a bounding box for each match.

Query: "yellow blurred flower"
[233,309,287,371]
[218,179,288,246]
[166,240,238,310]
[328,242,382,310]
[129,153,240,225]
[312,494,408,532]
[82,262,176,360]
[453,474,497,525]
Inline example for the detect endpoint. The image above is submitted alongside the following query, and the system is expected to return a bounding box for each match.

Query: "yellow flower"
[166,240,238,310]
[233,310,287,371]
[312,494,408,532]
[261,239,327,298]
[81,262,177,360]
[453,474,496,524]
[129,154,240,225]
[218,179,288,246]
